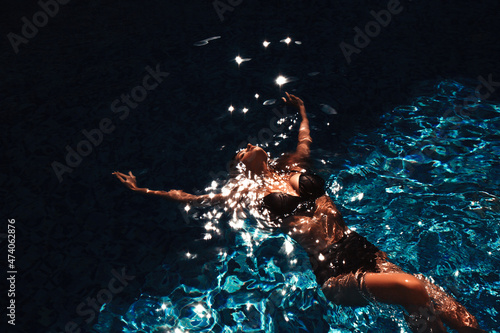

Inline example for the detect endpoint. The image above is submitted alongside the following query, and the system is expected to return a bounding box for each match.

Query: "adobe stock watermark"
[51,63,169,183]
[177,105,292,224]
[340,0,404,64]
[435,73,498,142]
[400,74,498,180]
[7,0,71,54]
[213,0,244,22]
[448,74,499,118]
[52,267,135,333]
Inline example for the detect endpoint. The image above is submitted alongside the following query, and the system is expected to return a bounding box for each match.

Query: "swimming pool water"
[95,80,499,332]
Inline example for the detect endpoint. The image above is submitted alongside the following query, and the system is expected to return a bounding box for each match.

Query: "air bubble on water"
[320,104,338,115]
[193,36,221,46]
[263,99,276,106]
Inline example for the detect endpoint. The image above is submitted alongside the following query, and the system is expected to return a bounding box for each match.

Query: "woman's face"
[235,143,268,172]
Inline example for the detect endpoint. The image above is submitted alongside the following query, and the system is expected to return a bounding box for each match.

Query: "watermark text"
[51,63,169,183]
[340,0,403,64]
[7,0,72,54]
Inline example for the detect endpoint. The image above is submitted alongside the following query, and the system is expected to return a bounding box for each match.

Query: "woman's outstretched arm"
[282,92,311,162]
[112,171,225,206]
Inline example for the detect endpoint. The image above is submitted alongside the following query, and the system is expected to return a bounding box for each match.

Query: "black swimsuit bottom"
[312,231,381,286]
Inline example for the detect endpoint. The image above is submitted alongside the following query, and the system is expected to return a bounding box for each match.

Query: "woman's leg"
[322,271,446,331]
[364,272,430,308]
[364,272,447,332]
[413,274,483,332]
[374,259,483,332]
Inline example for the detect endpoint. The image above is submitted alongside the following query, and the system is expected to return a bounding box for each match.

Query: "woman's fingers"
[112,171,124,181]
[284,92,299,103]
[283,92,293,104]
[115,172,125,179]
[112,171,133,183]
[112,171,138,191]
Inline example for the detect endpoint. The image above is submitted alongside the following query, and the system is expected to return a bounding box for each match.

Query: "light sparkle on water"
[276,75,288,87]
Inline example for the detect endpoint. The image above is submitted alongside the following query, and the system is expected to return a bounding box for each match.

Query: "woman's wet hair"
[228,152,239,176]
[227,149,311,179]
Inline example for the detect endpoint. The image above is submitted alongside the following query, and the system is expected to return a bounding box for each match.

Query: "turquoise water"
[96,80,499,332]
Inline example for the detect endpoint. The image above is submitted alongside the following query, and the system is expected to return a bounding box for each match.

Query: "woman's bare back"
[279,195,347,257]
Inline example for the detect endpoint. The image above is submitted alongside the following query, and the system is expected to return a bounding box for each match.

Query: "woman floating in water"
[113,93,483,332]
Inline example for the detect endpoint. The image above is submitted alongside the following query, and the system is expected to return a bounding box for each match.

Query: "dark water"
[1,1,500,332]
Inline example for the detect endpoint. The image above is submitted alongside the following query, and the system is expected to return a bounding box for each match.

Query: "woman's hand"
[282,92,304,110]
[113,171,138,191]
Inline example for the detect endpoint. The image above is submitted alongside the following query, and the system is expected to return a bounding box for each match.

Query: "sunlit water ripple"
[97,80,499,332]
